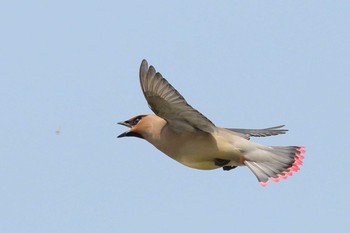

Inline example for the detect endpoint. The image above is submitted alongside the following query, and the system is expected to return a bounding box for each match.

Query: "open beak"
[117,121,144,139]
[117,131,130,138]
[117,121,132,138]
[118,121,132,128]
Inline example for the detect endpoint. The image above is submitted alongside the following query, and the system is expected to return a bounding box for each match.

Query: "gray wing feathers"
[227,125,287,139]
[139,59,216,133]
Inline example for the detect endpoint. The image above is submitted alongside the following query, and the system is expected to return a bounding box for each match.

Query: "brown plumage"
[118,59,305,186]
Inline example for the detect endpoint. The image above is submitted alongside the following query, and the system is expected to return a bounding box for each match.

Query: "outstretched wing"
[139,59,216,133]
[227,125,288,140]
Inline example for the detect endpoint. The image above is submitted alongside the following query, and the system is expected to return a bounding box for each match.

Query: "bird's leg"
[222,166,237,171]
[214,158,237,170]
[214,158,230,167]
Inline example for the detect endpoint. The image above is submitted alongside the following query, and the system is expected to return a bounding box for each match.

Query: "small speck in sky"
[55,127,61,135]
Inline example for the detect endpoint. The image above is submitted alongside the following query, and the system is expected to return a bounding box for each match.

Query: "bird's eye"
[133,116,142,125]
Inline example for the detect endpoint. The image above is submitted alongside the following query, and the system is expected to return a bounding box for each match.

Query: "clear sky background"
[1,1,349,232]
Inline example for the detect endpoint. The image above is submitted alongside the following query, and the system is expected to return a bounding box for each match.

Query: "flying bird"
[118,59,305,186]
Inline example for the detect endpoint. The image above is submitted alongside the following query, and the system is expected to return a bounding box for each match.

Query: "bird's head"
[117,114,148,139]
[118,114,167,141]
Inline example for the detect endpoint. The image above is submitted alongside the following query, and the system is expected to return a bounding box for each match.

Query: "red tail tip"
[262,146,305,187]
[260,182,268,187]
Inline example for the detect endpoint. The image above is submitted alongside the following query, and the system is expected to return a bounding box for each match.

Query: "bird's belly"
[175,149,243,170]
[156,134,244,170]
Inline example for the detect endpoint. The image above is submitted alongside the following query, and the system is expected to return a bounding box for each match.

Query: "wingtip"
[140,59,150,81]
[140,59,149,71]
[141,59,148,65]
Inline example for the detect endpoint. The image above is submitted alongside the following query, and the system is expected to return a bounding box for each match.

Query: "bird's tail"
[244,146,305,186]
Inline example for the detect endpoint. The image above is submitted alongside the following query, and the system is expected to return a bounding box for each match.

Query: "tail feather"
[244,146,305,186]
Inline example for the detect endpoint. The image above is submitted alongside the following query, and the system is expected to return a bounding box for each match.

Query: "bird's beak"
[117,131,130,138]
[117,121,131,138]
[117,121,144,139]
[118,121,132,128]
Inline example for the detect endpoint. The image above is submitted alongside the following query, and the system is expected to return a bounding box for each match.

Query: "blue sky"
[0,1,349,232]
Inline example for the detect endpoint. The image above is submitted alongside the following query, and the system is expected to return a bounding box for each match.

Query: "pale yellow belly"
[174,148,244,170]
[154,131,245,170]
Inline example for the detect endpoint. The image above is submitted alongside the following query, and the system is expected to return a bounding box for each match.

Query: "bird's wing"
[139,59,216,133]
[227,125,288,140]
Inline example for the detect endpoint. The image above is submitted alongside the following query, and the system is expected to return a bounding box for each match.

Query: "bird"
[118,59,305,186]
